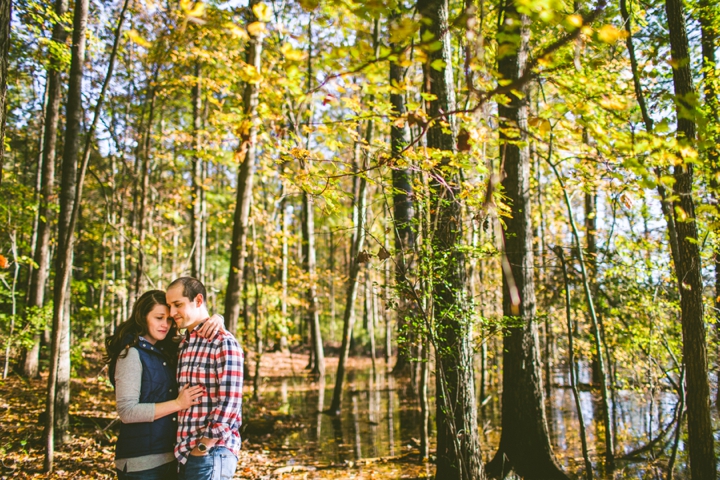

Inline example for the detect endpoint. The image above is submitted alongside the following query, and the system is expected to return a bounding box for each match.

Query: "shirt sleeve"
[115,347,156,423]
[205,335,243,441]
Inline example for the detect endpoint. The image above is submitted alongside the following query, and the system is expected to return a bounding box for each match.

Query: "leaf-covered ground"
[0,350,431,479]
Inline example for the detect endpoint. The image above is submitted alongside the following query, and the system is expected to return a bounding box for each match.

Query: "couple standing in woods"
[104,277,244,480]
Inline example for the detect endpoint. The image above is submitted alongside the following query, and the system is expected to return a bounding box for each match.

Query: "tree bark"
[24,0,69,378]
[134,72,157,296]
[486,2,567,478]
[224,1,263,334]
[191,62,203,279]
[416,1,483,479]
[697,0,720,407]
[44,0,89,471]
[328,140,368,415]
[664,0,717,477]
[302,189,325,375]
[389,8,416,375]
[0,0,10,185]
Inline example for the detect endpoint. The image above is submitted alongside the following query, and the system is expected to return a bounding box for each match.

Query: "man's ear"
[195,293,203,307]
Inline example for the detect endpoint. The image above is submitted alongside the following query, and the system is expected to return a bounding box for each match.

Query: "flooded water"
[252,363,720,479]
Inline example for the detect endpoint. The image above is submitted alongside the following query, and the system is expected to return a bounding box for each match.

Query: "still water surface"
[254,365,720,479]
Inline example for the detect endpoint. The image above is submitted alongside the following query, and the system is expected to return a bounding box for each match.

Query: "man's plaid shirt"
[174,323,244,464]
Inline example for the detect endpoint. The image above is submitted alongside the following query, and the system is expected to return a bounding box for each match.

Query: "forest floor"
[0,349,432,479]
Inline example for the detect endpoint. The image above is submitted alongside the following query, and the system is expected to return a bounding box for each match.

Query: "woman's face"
[145,304,172,344]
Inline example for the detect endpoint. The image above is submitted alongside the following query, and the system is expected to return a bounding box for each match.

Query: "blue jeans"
[116,460,177,480]
[178,447,237,480]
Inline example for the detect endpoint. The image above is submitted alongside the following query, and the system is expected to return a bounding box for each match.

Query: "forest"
[0,0,719,478]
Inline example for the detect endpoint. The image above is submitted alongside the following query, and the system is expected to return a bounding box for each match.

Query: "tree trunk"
[24,0,68,378]
[44,0,89,471]
[191,62,203,279]
[224,1,263,334]
[364,267,376,374]
[548,158,614,470]
[389,8,416,375]
[302,189,325,375]
[416,1,483,479]
[0,0,10,185]
[486,2,567,478]
[134,74,157,296]
[664,0,717,476]
[279,184,289,352]
[697,0,720,407]
[555,248,592,479]
[328,143,368,415]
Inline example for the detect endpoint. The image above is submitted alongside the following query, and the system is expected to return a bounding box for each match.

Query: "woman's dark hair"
[104,290,177,383]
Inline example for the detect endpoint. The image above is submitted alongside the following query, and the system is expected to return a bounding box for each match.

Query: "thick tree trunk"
[225,2,263,333]
[486,2,567,479]
[24,0,68,378]
[389,8,415,375]
[697,0,720,407]
[416,1,483,479]
[44,0,89,471]
[0,0,10,185]
[664,0,717,477]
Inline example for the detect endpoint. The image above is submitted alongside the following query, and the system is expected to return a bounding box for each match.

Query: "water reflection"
[254,365,718,477]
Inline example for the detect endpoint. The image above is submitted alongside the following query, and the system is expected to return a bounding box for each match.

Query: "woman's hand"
[176,384,204,410]
[197,313,225,338]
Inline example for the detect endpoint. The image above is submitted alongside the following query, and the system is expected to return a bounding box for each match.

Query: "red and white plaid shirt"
[174,323,244,464]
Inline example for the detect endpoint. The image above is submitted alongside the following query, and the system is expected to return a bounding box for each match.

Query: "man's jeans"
[116,461,176,480]
[178,447,238,480]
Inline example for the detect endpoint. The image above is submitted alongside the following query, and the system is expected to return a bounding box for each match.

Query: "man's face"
[166,284,203,329]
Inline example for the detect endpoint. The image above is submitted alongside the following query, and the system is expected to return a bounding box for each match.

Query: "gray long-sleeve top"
[114,342,175,472]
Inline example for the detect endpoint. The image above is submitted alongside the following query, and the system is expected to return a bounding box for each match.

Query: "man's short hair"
[169,276,207,304]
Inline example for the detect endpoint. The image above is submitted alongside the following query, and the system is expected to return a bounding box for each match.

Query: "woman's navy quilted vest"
[115,339,178,460]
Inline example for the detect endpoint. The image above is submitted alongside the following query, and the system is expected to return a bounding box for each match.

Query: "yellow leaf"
[225,22,249,40]
[252,2,271,22]
[597,24,624,43]
[280,42,304,61]
[125,29,151,48]
[599,96,627,110]
[675,205,688,221]
[247,22,267,38]
[539,119,551,134]
[566,14,583,28]
[241,63,262,83]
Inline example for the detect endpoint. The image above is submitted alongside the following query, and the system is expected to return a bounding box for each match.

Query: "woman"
[104,290,224,480]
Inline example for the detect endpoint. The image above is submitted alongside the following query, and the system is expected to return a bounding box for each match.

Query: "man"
[166,276,244,480]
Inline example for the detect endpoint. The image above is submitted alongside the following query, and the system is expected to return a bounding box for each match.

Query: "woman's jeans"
[116,460,177,480]
[178,447,238,480]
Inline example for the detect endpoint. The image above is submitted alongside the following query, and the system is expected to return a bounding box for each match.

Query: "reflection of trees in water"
[256,365,696,476]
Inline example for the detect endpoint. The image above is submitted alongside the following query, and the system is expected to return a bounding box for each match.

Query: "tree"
[388,6,416,375]
[225,0,264,334]
[44,0,89,471]
[23,0,69,378]
[664,0,717,476]
[416,0,483,478]
[486,1,568,478]
[0,0,10,185]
